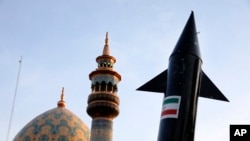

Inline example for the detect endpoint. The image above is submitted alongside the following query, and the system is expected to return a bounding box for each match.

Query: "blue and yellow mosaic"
[14,107,89,141]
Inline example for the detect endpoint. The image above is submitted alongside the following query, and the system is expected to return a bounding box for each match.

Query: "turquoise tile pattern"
[13,107,89,141]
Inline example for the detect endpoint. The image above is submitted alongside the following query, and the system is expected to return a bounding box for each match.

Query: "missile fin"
[136,69,167,93]
[200,71,229,102]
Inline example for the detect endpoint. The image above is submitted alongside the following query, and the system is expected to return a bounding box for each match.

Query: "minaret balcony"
[87,100,119,118]
[87,92,119,105]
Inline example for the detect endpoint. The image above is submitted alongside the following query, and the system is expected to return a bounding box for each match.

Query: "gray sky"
[1,0,250,141]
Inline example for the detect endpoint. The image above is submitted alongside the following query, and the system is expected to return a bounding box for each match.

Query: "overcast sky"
[1,0,250,141]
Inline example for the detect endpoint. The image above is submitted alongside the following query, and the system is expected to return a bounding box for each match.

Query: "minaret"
[87,32,121,141]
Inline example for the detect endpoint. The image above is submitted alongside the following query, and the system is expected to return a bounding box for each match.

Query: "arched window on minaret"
[101,81,106,91]
[107,82,113,92]
[91,84,94,92]
[113,85,118,93]
[95,82,100,92]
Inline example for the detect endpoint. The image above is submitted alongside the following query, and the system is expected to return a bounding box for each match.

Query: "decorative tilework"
[90,118,112,141]
[92,75,118,85]
[13,107,89,141]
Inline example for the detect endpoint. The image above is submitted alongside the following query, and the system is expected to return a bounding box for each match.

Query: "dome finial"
[61,87,64,101]
[103,32,110,55]
[57,87,66,107]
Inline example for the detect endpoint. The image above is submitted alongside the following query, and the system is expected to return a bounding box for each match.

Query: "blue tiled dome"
[13,104,89,141]
[14,88,90,141]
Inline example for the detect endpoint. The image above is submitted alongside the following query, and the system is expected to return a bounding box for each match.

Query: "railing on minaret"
[87,32,121,141]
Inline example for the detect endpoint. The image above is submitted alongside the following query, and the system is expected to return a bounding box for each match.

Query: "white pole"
[6,56,22,141]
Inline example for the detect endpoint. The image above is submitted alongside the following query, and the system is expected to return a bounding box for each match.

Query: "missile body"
[137,12,228,141]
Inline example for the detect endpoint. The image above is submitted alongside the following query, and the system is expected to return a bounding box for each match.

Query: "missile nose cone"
[171,11,201,59]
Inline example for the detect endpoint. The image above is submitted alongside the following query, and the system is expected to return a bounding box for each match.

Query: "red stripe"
[161,109,177,116]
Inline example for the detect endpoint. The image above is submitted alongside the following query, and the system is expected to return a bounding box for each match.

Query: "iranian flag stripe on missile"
[161,96,181,119]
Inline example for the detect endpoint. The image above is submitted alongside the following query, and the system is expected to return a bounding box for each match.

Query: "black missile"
[137,11,229,141]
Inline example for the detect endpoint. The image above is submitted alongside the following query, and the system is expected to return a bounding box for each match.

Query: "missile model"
[137,11,229,141]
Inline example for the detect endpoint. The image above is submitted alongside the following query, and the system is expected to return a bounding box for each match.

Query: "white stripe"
[162,103,179,110]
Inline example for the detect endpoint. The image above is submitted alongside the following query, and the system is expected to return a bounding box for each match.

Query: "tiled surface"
[14,107,89,141]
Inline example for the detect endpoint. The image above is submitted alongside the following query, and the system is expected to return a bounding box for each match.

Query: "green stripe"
[163,98,179,105]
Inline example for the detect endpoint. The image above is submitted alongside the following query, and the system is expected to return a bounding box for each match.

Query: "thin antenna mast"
[6,56,23,141]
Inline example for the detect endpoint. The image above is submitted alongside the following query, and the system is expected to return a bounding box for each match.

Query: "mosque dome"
[13,88,90,141]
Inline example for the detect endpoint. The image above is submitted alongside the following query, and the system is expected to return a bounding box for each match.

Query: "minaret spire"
[105,32,109,45]
[103,32,110,55]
